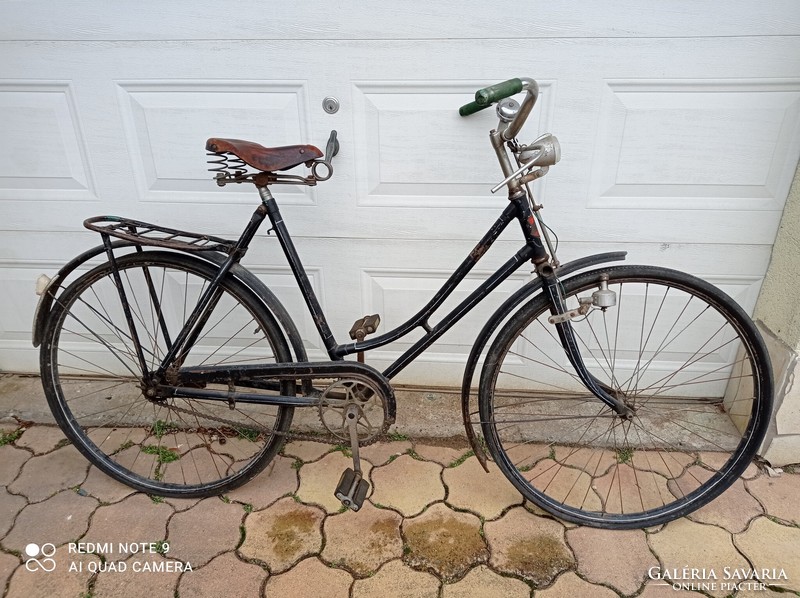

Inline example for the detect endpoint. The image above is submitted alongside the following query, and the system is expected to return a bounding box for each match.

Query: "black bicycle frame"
[258,186,549,381]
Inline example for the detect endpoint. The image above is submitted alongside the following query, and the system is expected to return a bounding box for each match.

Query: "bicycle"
[32,77,773,529]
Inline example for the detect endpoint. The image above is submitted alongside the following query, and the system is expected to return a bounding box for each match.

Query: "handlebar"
[459,77,539,140]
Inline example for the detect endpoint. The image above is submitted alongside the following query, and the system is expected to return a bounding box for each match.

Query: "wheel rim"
[483,270,768,526]
[44,254,291,495]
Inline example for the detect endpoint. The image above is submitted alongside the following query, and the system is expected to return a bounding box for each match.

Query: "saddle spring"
[207,152,249,178]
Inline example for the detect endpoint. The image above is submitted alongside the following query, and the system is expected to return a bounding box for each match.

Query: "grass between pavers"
[0,427,24,446]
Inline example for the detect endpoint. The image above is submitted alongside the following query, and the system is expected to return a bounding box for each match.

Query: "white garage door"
[1,3,799,385]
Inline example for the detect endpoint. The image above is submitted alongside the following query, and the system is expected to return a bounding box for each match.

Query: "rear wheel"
[480,266,772,528]
[40,251,294,497]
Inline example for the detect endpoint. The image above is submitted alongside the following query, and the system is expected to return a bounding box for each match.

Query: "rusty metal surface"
[84,216,236,253]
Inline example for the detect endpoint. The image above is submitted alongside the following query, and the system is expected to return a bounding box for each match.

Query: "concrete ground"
[1,375,799,598]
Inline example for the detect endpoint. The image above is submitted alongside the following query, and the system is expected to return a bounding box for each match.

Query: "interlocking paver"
[265,556,353,597]
[283,440,331,462]
[637,580,706,596]
[443,457,521,519]
[177,552,267,597]
[360,440,412,466]
[322,501,403,576]
[81,494,172,558]
[297,450,373,513]
[567,526,657,595]
[351,559,440,598]
[93,553,185,597]
[746,473,800,525]
[441,564,530,598]
[537,571,618,598]
[648,519,748,598]
[523,459,602,512]
[226,455,297,510]
[0,486,27,539]
[484,506,574,586]
[734,517,800,592]
[239,496,324,573]
[414,441,471,466]
[2,490,98,553]
[7,444,89,502]
[402,502,488,581]
[369,454,444,516]
[6,547,97,598]
[0,445,29,486]
[0,552,19,593]
[80,466,136,504]
[167,497,244,567]
[699,452,760,479]
[680,473,763,533]
[14,425,67,454]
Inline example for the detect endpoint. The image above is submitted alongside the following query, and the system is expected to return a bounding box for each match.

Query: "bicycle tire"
[40,250,295,498]
[479,265,772,529]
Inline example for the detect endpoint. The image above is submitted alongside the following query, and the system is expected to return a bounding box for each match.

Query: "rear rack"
[84,216,236,253]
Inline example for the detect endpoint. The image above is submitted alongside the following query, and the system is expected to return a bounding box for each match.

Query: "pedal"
[349,314,381,341]
[335,468,370,511]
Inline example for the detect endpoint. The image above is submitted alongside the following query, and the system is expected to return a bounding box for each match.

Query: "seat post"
[257,185,340,357]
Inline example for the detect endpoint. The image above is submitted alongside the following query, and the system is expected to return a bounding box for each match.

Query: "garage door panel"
[117,80,316,205]
[589,80,800,212]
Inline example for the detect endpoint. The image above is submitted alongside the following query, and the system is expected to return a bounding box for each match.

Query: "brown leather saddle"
[206,138,323,172]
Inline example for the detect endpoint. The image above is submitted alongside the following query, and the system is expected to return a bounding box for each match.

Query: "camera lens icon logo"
[24,543,57,572]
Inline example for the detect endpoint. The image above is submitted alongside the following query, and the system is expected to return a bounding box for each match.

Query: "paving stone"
[537,571,618,598]
[86,426,148,454]
[14,425,68,454]
[167,497,243,567]
[239,496,324,573]
[226,455,298,510]
[164,496,202,512]
[177,552,267,597]
[266,556,353,598]
[81,493,172,558]
[638,580,706,596]
[593,463,670,513]
[369,455,444,517]
[734,517,800,592]
[352,559,440,598]
[554,445,616,476]
[93,553,185,597]
[360,440,412,466]
[414,441,471,467]
[6,546,97,598]
[79,466,136,504]
[2,490,98,553]
[7,444,89,502]
[322,501,402,576]
[484,506,573,586]
[0,486,27,539]
[441,564,530,598]
[443,457,522,519]
[746,473,800,525]
[523,459,603,512]
[675,470,763,533]
[698,452,760,479]
[567,526,657,595]
[0,551,19,593]
[402,502,488,581]
[0,445,31,486]
[648,519,748,598]
[283,440,331,462]
[297,451,373,513]
[629,450,695,478]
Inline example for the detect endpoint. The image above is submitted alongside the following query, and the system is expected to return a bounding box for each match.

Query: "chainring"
[318,378,389,444]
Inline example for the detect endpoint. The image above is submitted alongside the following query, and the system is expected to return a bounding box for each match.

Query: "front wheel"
[479,266,772,529]
[40,251,295,498]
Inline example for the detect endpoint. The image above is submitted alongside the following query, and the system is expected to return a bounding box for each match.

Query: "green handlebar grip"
[475,78,523,106]
[458,100,489,117]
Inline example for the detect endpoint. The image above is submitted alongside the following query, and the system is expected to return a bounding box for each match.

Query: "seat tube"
[258,186,339,357]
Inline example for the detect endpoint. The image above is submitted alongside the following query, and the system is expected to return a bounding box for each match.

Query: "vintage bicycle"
[32,77,772,529]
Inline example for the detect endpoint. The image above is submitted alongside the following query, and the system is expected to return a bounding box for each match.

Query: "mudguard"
[460,251,627,471]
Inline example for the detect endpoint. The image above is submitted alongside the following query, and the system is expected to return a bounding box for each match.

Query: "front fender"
[460,251,627,470]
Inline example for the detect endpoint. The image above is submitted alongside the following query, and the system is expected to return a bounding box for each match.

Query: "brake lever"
[325,130,339,161]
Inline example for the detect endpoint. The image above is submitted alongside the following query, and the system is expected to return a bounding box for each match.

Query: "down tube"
[382,244,536,379]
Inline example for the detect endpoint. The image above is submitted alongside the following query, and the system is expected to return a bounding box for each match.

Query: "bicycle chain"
[164,399,391,447]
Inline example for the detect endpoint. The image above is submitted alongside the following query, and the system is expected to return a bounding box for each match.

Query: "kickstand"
[334,404,370,511]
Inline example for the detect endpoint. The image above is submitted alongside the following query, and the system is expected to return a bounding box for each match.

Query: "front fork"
[539,266,634,419]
